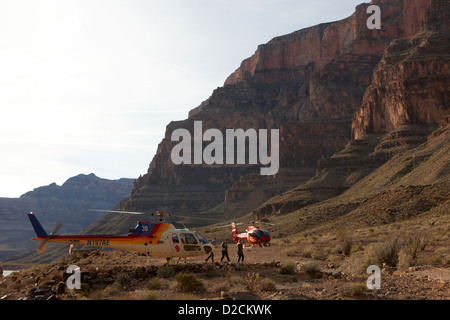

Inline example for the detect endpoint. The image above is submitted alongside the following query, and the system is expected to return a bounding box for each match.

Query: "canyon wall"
[352,0,449,139]
[119,0,432,218]
[253,0,448,219]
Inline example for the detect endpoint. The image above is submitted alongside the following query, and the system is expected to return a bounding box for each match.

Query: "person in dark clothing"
[220,239,230,262]
[205,238,216,262]
[237,239,244,264]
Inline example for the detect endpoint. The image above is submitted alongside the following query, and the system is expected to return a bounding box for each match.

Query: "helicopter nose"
[203,243,213,254]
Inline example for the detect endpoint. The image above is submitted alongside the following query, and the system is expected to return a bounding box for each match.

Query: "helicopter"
[215,221,273,247]
[27,210,214,263]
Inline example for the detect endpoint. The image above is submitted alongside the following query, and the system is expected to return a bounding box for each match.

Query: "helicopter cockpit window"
[194,231,208,244]
[250,229,264,241]
[172,233,179,244]
[180,233,198,244]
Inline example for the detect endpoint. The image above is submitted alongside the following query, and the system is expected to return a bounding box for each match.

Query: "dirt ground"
[1,239,448,301]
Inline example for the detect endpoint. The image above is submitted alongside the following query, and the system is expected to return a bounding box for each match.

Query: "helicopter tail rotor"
[37,221,62,253]
[28,212,63,253]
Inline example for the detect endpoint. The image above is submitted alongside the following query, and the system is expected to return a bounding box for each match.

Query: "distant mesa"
[0,173,134,263]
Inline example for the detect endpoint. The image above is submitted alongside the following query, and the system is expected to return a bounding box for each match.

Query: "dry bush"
[301,246,313,258]
[244,272,260,291]
[146,277,163,290]
[203,264,219,278]
[341,282,367,297]
[300,262,321,278]
[280,261,296,275]
[284,247,298,256]
[341,248,377,275]
[337,229,353,257]
[311,249,328,261]
[373,235,402,267]
[260,278,276,292]
[156,265,175,278]
[175,272,205,293]
[398,231,429,267]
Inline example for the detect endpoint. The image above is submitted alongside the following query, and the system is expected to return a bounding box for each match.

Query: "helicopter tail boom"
[231,222,246,242]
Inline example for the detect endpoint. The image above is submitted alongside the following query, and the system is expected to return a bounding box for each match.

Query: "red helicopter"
[230,221,273,247]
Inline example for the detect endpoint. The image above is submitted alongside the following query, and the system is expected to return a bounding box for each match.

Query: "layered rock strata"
[120,0,431,218]
[352,0,449,139]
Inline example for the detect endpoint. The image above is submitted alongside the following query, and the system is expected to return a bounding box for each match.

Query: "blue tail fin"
[133,221,154,235]
[28,213,48,237]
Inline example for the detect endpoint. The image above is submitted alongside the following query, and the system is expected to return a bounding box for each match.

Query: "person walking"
[220,239,230,262]
[237,239,244,264]
[205,238,216,262]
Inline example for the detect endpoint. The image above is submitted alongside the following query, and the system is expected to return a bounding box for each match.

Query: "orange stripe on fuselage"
[32,223,172,247]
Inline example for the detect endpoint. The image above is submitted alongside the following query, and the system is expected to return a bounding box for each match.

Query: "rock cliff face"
[120,0,432,218]
[352,0,449,139]
[252,0,449,218]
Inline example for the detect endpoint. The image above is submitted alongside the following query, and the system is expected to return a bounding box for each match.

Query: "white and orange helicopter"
[27,210,215,263]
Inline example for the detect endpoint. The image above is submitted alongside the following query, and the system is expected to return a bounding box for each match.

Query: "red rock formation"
[253,0,448,219]
[225,0,429,87]
[352,0,449,139]
[120,0,432,217]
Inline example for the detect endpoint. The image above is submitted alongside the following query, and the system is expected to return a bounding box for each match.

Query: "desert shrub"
[280,261,296,275]
[175,272,205,293]
[156,265,175,278]
[260,278,276,292]
[101,282,122,297]
[224,271,242,288]
[284,248,298,256]
[300,262,321,278]
[204,264,219,278]
[337,229,353,257]
[351,244,364,254]
[343,250,373,274]
[244,272,260,291]
[343,282,367,297]
[116,272,133,287]
[301,246,313,258]
[431,256,442,266]
[146,277,163,290]
[311,250,327,261]
[374,235,402,266]
[398,231,428,267]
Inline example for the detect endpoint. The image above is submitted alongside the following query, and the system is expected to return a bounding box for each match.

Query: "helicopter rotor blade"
[212,222,244,229]
[50,221,62,235]
[169,214,220,222]
[37,239,50,253]
[252,220,276,226]
[89,209,229,225]
[88,209,145,215]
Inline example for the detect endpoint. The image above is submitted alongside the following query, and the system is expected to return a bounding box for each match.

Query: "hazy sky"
[0,0,364,197]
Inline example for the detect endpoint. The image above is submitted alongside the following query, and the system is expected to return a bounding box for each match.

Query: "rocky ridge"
[0,174,133,262]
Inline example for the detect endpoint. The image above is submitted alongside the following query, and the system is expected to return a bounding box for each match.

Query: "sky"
[0,0,364,198]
